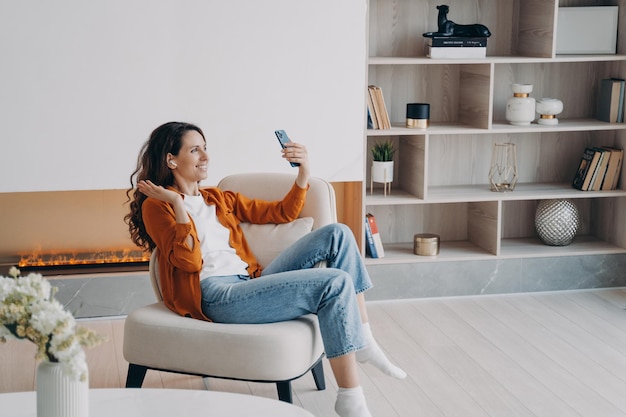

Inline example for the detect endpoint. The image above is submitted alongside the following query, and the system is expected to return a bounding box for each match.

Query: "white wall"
[0,0,367,192]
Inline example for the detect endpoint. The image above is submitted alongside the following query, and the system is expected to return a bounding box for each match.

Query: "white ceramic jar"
[535,97,564,125]
[505,84,536,126]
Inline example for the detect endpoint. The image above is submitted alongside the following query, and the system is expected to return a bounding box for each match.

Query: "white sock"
[356,322,407,379]
[335,386,372,417]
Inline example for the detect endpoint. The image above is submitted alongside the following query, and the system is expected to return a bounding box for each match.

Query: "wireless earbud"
[168,161,177,168]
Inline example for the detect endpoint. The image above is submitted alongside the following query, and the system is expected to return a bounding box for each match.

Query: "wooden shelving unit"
[363,0,626,265]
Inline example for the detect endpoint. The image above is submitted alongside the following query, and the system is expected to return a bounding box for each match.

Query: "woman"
[125,122,405,417]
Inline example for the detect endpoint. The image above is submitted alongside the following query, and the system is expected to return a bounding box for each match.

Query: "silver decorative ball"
[535,199,579,246]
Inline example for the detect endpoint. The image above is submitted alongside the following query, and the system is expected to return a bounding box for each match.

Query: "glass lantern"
[489,143,518,192]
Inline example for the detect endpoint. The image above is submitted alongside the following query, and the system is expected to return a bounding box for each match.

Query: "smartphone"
[274,130,300,167]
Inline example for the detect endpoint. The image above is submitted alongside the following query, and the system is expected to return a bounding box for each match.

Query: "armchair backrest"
[217,173,337,229]
[149,173,337,301]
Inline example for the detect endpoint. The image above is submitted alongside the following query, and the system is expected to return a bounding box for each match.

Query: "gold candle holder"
[489,143,518,192]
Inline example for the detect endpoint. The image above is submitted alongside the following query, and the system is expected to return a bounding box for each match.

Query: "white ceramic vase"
[505,84,536,126]
[37,361,89,417]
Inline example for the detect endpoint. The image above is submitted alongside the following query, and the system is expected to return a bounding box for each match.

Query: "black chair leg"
[311,360,326,391]
[276,380,293,403]
[125,363,148,388]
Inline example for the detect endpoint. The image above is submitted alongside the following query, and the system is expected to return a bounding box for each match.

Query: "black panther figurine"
[423,5,491,38]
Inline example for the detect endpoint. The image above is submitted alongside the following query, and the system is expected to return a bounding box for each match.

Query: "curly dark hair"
[124,122,206,252]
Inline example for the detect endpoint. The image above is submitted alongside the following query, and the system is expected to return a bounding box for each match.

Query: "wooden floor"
[3,288,626,417]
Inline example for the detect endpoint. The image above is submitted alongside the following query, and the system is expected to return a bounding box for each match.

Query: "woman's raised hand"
[282,142,310,188]
[137,180,182,204]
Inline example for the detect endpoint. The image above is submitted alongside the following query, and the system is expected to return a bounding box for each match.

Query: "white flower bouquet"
[0,267,103,381]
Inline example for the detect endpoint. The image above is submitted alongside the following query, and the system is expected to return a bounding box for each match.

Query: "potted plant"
[371,140,396,195]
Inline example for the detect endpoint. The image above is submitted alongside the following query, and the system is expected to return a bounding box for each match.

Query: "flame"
[18,248,150,268]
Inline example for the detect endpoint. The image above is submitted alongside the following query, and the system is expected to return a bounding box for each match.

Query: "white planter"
[37,361,89,417]
[371,161,394,184]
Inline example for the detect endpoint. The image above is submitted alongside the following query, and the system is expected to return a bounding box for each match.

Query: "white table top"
[0,388,315,417]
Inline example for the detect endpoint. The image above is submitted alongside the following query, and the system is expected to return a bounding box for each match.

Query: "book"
[366,92,379,129]
[616,78,625,122]
[589,148,610,191]
[368,85,391,129]
[580,148,604,191]
[365,213,385,258]
[425,45,486,59]
[367,86,384,129]
[572,147,597,190]
[364,216,377,258]
[600,147,624,190]
[425,36,488,48]
[612,148,624,189]
[597,78,624,123]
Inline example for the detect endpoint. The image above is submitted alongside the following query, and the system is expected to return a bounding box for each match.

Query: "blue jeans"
[200,223,373,358]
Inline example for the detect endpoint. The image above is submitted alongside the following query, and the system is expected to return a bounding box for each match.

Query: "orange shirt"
[142,183,307,321]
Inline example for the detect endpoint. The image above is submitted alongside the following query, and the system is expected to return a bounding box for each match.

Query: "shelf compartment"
[493,61,626,122]
[501,197,626,253]
[365,201,499,258]
[368,0,549,59]
[367,135,426,199]
[427,131,623,189]
[368,63,491,129]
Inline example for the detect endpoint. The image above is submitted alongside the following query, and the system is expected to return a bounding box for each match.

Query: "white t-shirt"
[183,195,249,280]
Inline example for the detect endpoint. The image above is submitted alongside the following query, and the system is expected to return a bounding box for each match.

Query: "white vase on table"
[36,361,89,417]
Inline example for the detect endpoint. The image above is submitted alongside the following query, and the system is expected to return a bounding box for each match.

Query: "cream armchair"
[123,173,337,403]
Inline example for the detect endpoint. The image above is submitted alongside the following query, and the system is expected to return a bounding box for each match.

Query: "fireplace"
[0,189,147,276]
[16,248,149,275]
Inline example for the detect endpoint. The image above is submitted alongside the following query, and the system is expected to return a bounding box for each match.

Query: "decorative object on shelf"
[489,143,518,192]
[406,103,430,129]
[0,267,104,417]
[535,199,580,246]
[370,140,395,196]
[505,84,536,125]
[423,5,491,38]
[556,6,619,54]
[422,4,489,59]
[536,98,563,125]
[414,233,440,256]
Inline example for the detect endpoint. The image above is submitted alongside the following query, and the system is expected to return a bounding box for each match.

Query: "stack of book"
[366,85,391,129]
[424,36,487,59]
[572,146,623,191]
[597,78,625,123]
